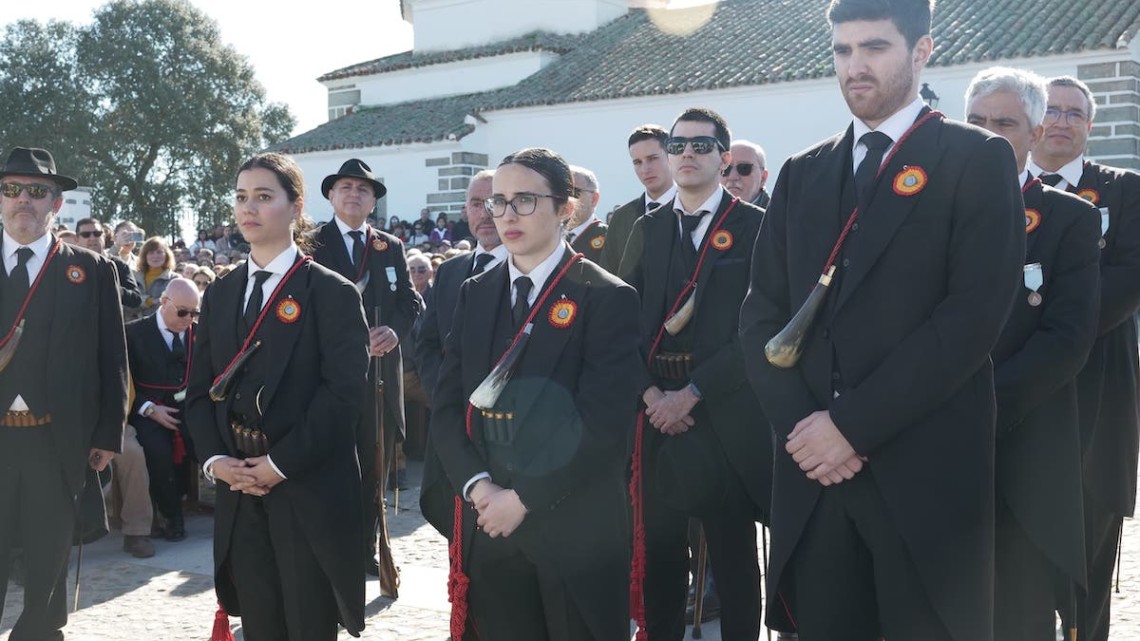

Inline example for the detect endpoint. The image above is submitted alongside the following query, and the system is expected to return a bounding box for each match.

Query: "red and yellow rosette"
[373,237,388,252]
[548,299,577,329]
[276,298,301,324]
[1025,209,1041,234]
[590,236,605,250]
[710,229,733,251]
[1077,189,1099,205]
[893,166,927,196]
[66,265,86,284]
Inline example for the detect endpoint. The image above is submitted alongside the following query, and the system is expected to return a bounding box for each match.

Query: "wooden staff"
[373,305,399,598]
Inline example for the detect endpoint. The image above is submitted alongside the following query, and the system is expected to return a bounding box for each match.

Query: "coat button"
[832,371,841,381]
[235,392,242,400]
[822,328,830,339]
[842,258,851,267]
[851,223,859,231]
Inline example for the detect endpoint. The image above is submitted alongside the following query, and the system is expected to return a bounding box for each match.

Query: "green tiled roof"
[277,0,1140,154]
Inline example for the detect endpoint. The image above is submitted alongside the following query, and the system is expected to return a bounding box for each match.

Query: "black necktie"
[348,230,365,268]
[512,276,533,328]
[1040,173,1062,188]
[242,270,272,334]
[170,331,185,360]
[855,131,892,206]
[680,214,704,256]
[8,247,33,303]
[567,231,577,244]
[472,253,494,275]
[647,201,661,213]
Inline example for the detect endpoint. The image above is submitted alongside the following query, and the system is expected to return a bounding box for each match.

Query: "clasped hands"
[786,410,866,486]
[643,385,699,435]
[211,456,284,496]
[469,479,528,539]
[369,325,398,357]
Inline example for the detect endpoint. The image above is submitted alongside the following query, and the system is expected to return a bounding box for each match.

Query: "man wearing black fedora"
[310,158,420,577]
[0,147,128,640]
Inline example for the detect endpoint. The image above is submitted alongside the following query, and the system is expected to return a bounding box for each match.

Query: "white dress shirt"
[4,231,52,411]
[471,243,509,274]
[1028,155,1085,191]
[333,216,369,264]
[673,186,726,249]
[566,217,599,243]
[646,185,678,215]
[137,311,187,417]
[852,95,927,173]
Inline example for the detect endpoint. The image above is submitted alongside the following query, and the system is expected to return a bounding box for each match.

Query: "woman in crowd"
[426,147,640,641]
[191,265,216,293]
[407,219,431,247]
[430,212,452,248]
[190,228,217,254]
[132,236,177,319]
[185,152,369,641]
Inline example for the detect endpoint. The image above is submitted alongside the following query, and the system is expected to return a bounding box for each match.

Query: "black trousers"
[134,421,182,523]
[228,493,338,641]
[788,471,952,641]
[642,432,762,641]
[462,531,600,641]
[0,426,73,641]
[994,498,1059,641]
[1066,492,1122,641]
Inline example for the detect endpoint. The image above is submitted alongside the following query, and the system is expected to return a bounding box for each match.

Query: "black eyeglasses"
[664,136,726,155]
[721,163,759,177]
[1,181,56,200]
[1044,108,1089,125]
[484,194,558,217]
[175,308,201,318]
[78,230,103,239]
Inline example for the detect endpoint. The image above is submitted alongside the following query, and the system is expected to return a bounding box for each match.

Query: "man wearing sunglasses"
[567,165,609,266]
[741,1,1024,639]
[721,140,771,210]
[75,217,143,312]
[620,107,769,641]
[1030,75,1140,641]
[0,147,128,640]
[125,278,201,544]
[600,124,677,274]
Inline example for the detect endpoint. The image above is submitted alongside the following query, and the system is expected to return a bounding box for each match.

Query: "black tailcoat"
[426,248,641,639]
[621,190,771,518]
[600,194,645,274]
[740,115,1024,641]
[310,221,420,438]
[1069,161,1140,517]
[414,250,477,404]
[993,181,1100,590]
[185,258,369,634]
[570,219,609,267]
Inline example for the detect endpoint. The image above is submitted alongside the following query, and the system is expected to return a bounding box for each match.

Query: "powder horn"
[0,320,25,374]
[764,266,836,369]
[210,340,263,402]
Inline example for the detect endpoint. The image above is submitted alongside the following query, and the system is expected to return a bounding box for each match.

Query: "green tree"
[0,0,295,236]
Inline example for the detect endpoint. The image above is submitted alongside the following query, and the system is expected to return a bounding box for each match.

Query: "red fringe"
[448,496,470,640]
[629,412,648,641]
[211,602,234,641]
[173,430,186,465]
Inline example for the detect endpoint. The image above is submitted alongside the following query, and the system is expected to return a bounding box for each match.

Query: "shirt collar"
[852,95,926,148]
[508,242,566,295]
[1020,170,1032,187]
[155,307,173,335]
[1028,155,1084,187]
[568,216,597,239]
[3,230,51,260]
[333,216,368,237]
[248,244,299,277]
[674,186,725,217]
[646,184,677,211]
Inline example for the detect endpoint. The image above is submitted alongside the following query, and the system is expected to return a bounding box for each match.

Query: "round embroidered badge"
[1025,209,1041,234]
[710,230,734,251]
[590,236,605,250]
[373,238,388,251]
[66,265,86,284]
[548,300,577,329]
[276,298,301,324]
[1076,189,1099,205]
[893,167,927,196]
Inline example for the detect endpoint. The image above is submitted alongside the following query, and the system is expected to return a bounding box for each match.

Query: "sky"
[3,0,415,137]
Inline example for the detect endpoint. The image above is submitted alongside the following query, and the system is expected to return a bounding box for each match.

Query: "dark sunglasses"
[78,230,103,239]
[1,181,56,200]
[175,308,201,318]
[664,136,726,155]
[409,266,430,273]
[721,163,759,177]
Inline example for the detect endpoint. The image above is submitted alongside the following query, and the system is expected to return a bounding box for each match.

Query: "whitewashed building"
[273,0,1140,223]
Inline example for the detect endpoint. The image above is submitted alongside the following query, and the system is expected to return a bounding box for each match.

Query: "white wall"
[295,49,1126,225]
[409,0,627,52]
[332,51,559,107]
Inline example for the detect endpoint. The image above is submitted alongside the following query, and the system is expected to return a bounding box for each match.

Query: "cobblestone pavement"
[7,462,1140,640]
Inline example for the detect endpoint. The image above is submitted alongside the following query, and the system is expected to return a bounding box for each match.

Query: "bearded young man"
[740,1,1024,639]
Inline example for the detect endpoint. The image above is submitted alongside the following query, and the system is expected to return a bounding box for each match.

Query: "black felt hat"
[321,158,386,200]
[0,147,78,192]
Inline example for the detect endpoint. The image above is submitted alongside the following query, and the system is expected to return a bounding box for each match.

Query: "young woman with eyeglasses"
[185,152,370,641]
[424,147,641,641]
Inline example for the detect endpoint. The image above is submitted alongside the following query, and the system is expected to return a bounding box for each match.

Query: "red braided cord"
[0,239,61,351]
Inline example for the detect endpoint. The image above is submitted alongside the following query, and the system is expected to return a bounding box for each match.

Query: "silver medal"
[173,389,186,402]
[1099,207,1110,249]
[386,266,397,291]
[1024,262,1043,306]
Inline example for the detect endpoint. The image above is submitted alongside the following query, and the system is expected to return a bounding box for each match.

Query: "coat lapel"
[792,132,849,305]
[692,192,741,314]
[252,257,310,411]
[48,240,82,364]
[318,222,355,282]
[834,114,946,313]
[645,205,681,323]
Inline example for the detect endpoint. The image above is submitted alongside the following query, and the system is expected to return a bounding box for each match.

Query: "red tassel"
[629,412,649,641]
[448,496,471,641]
[211,602,234,641]
[172,430,186,465]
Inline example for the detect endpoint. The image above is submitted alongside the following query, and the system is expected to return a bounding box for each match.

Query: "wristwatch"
[143,404,156,418]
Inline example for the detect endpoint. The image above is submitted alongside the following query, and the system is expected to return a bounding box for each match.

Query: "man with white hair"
[966,66,1101,640]
[721,140,771,209]
[567,165,608,266]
